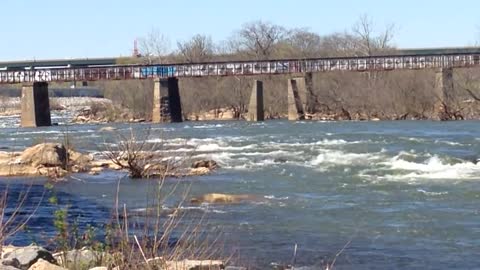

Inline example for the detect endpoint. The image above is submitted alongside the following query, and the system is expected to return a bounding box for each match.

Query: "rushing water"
[1,118,480,269]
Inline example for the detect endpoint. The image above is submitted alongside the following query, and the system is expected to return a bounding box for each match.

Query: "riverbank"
[1,97,479,124]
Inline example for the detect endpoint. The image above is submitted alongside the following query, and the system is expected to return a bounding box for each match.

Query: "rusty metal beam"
[1,53,480,84]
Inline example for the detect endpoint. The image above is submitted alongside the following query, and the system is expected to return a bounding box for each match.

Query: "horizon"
[1,0,479,61]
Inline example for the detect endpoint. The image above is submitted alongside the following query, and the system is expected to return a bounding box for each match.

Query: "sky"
[1,0,479,61]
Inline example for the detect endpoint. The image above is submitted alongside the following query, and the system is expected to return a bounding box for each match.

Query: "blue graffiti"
[140,66,176,77]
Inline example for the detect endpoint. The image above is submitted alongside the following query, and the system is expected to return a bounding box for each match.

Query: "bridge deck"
[1,52,480,84]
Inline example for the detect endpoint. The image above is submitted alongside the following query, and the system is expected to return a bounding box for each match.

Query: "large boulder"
[1,246,57,270]
[19,144,67,168]
[28,259,66,270]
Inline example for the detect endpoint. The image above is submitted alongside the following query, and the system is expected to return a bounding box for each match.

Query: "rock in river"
[190,193,261,204]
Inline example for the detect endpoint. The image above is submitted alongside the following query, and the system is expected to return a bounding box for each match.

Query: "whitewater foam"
[417,189,449,196]
[311,150,380,167]
[368,154,480,181]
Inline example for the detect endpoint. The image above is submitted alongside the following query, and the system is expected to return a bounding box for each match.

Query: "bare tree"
[177,34,215,63]
[138,28,171,64]
[286,28,322,58]
[321,32,362,57]
[233,20,286,60]
[352,14,395,56]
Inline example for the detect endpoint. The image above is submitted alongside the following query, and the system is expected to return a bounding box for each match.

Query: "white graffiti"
[1,54,479,84]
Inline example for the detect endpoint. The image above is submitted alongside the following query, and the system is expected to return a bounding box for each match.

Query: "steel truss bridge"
[1,51,480,84]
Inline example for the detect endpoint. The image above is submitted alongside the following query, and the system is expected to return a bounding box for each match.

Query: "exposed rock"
[0,265,21,270]
[70,165,83,173]
[0,145,218,179]
[88,167,103,175]
[90,160,123,171]
[273,157,288,163]
[0,164,39,177]
[190,193,260,204]
[37,167,68,179]
[188,167,211,176]
[130,118,146,123]
[68,150,93,168]
[0,145,88,178]
[186,160,219,176]
[27,259,66,270]
[147,258,224,270]
[1,246,56,270]
[166,259,224,270]
[1,245,19,259]
[98,126,116,132]
[19,144,67,168]
[88,267,108,270]
[0,152,19,161]
[54,248,103,269]
[192,160,218,170]
[143,163,168,175]
[187,107,237,121]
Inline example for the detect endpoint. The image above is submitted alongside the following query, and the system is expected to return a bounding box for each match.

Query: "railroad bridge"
[1,47,480,127]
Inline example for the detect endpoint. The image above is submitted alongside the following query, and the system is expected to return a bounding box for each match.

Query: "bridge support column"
[434,68,454,119]
[152,77,183,123]
[247,80,264,121]
[288,73,314,120]
[21,82,51,127]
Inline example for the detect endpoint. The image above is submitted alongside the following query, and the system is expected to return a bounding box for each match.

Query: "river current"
[1,114,480,269]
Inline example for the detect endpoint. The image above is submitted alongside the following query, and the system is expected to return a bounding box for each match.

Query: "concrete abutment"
[21,82,52,127]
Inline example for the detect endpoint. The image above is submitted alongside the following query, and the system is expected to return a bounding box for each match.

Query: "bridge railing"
[1,53,480,84]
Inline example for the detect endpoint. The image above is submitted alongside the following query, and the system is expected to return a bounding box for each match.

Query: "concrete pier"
[287,78,306,120]
[287,73,314,120]
[152,77,183,123]
[247,80,264,121]
[304,72,315,114]
[434,68,454,118]
[21,82,51,127]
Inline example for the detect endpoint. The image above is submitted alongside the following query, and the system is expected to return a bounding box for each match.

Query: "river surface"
[1,115,480,269]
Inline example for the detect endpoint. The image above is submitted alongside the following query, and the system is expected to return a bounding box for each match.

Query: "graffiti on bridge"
[1,54,480,84]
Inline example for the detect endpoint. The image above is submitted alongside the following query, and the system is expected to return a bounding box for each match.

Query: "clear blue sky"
[2,0,479,60]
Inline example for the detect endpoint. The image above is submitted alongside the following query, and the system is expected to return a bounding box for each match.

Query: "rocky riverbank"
[0,245,234,270]
[1,96,477,124]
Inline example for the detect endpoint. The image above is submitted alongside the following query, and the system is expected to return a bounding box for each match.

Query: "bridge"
[2,47,479,127]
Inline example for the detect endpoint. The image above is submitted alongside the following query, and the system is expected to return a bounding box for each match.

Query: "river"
[0,116,479,269]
